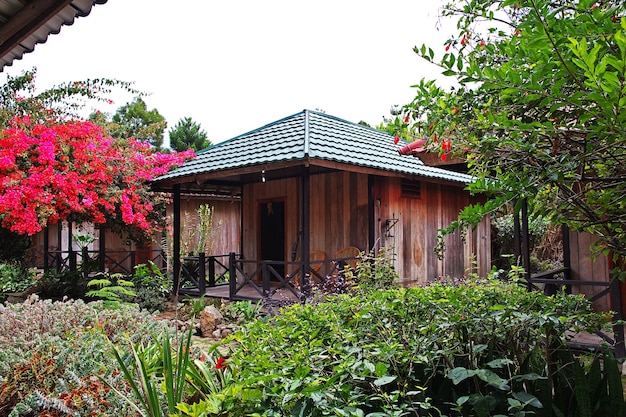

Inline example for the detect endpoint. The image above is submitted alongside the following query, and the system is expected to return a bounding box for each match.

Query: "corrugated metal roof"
[0,0,107,72]
[155,109,474,185]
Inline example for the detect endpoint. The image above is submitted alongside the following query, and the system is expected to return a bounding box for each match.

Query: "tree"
[111,97,167,150]
[401,0,626,264]
[169,117,211,152]
[0,71,195,242]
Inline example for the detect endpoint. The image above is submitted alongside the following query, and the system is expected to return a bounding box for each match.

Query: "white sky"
[1,0,457,145]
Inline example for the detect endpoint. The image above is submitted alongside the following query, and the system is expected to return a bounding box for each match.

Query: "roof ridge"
[304,109,310,157]
[210,110,307,147]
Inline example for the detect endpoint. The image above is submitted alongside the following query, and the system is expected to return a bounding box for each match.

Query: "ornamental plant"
[0,296,173,416]
[0,70,195,241]
[401,0,626,266]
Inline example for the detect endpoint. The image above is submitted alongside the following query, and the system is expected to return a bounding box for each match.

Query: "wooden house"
[152,110,491,300]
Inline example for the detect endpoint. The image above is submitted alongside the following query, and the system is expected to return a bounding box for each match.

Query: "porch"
[178,251,359,304]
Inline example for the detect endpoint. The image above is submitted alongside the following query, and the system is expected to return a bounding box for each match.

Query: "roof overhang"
[0,0,107,71]
[152,157,467,194]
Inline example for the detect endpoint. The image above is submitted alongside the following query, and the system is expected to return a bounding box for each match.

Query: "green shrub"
[0,263,36,293]
[181,279,620,416]
[128,261,172,312]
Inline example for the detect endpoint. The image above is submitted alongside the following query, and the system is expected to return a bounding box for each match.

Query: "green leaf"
[374,362,387,377]
[373,375,397,386]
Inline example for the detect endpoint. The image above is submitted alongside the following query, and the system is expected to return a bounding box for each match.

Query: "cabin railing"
[179,253,235,296]
[44,248,167,277]
[221,252,359,304]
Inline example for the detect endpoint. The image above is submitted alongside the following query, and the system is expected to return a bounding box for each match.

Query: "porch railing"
[524,267,625,357]
[178,252,359,302]
[179,253,234,296]
[44,248,167,278]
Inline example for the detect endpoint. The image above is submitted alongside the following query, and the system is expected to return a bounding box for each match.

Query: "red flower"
[215,357,227,370]
[393,136,400,145]
[445,43,451,51]
[460,36,466,46]
[440,153,448,162]
[515,29,521,36]
[479,40,486,47]
[404,116,410,123]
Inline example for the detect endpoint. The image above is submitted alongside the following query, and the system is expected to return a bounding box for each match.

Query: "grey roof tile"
[154,110,473,184]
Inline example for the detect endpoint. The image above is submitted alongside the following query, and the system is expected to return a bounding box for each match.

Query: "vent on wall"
[401,179,421,199]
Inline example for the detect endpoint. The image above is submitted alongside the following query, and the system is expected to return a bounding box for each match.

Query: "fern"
[86,272,136,303]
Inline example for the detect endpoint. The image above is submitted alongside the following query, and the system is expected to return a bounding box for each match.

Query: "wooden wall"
[372,177,490,285]
[568,231,611,312]
[308,171,370,259]
[242,172,490,285]
[174,195,242,257]
[242,177,301,262]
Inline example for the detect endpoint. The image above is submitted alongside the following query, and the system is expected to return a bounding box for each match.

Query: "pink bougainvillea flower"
[0,117,194,237]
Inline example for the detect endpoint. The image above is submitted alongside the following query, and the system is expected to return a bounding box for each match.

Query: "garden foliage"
[179,279,621,416]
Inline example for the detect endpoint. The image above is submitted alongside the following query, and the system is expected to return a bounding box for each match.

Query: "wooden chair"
[288,250,327,289]
[332,246,361,273]
[323,247,361,292]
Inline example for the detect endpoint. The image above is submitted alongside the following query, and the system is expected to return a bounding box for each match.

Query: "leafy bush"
[127,261,172,312]
[0,296,173,416]
[182,279,620,416]
[0,263,37,294]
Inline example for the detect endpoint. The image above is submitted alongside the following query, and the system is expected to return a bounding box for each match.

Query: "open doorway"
[259,200,285,277]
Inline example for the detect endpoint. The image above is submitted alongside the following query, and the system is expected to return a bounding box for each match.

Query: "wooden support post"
[43,226,49,272]
[173,185,181,301]
[302,167,310,289]
[68,221,75,272]
[99,227,106,272]
[368,175,375,252]
[521,199,532,287]
[562,224,571,284]
[208,256,216,287]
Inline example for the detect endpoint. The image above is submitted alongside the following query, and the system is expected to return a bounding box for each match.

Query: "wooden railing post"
[208,255,216,287]
[262,261,270,297]
[229,252,236,301]
[198,252,206,294]
[82,247,89,280]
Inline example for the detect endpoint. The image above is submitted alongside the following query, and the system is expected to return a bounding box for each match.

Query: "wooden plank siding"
[309,171,369,258]
[168,195,241,257]
[372,177,490,285]
[243,177,301,262]
[568,230,610,312]
[238,171,490,286]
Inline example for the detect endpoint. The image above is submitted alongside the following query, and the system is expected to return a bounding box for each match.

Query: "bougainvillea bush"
[0,296,173,416]
[0,70,194,244]
[189,279,622,416]
[0,116,193,239]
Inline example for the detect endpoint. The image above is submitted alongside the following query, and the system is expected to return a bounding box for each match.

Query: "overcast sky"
[1,0,456,145]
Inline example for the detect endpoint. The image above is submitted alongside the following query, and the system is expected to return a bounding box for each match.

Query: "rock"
[221,327,233,338]
[212,328,222,339]
[199,305,223,337]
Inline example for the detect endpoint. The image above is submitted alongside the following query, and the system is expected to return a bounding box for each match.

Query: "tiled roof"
[0,0,107,72]
[154,109,473,185]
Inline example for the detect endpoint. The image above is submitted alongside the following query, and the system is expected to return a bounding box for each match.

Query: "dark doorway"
[259,200,285,277]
